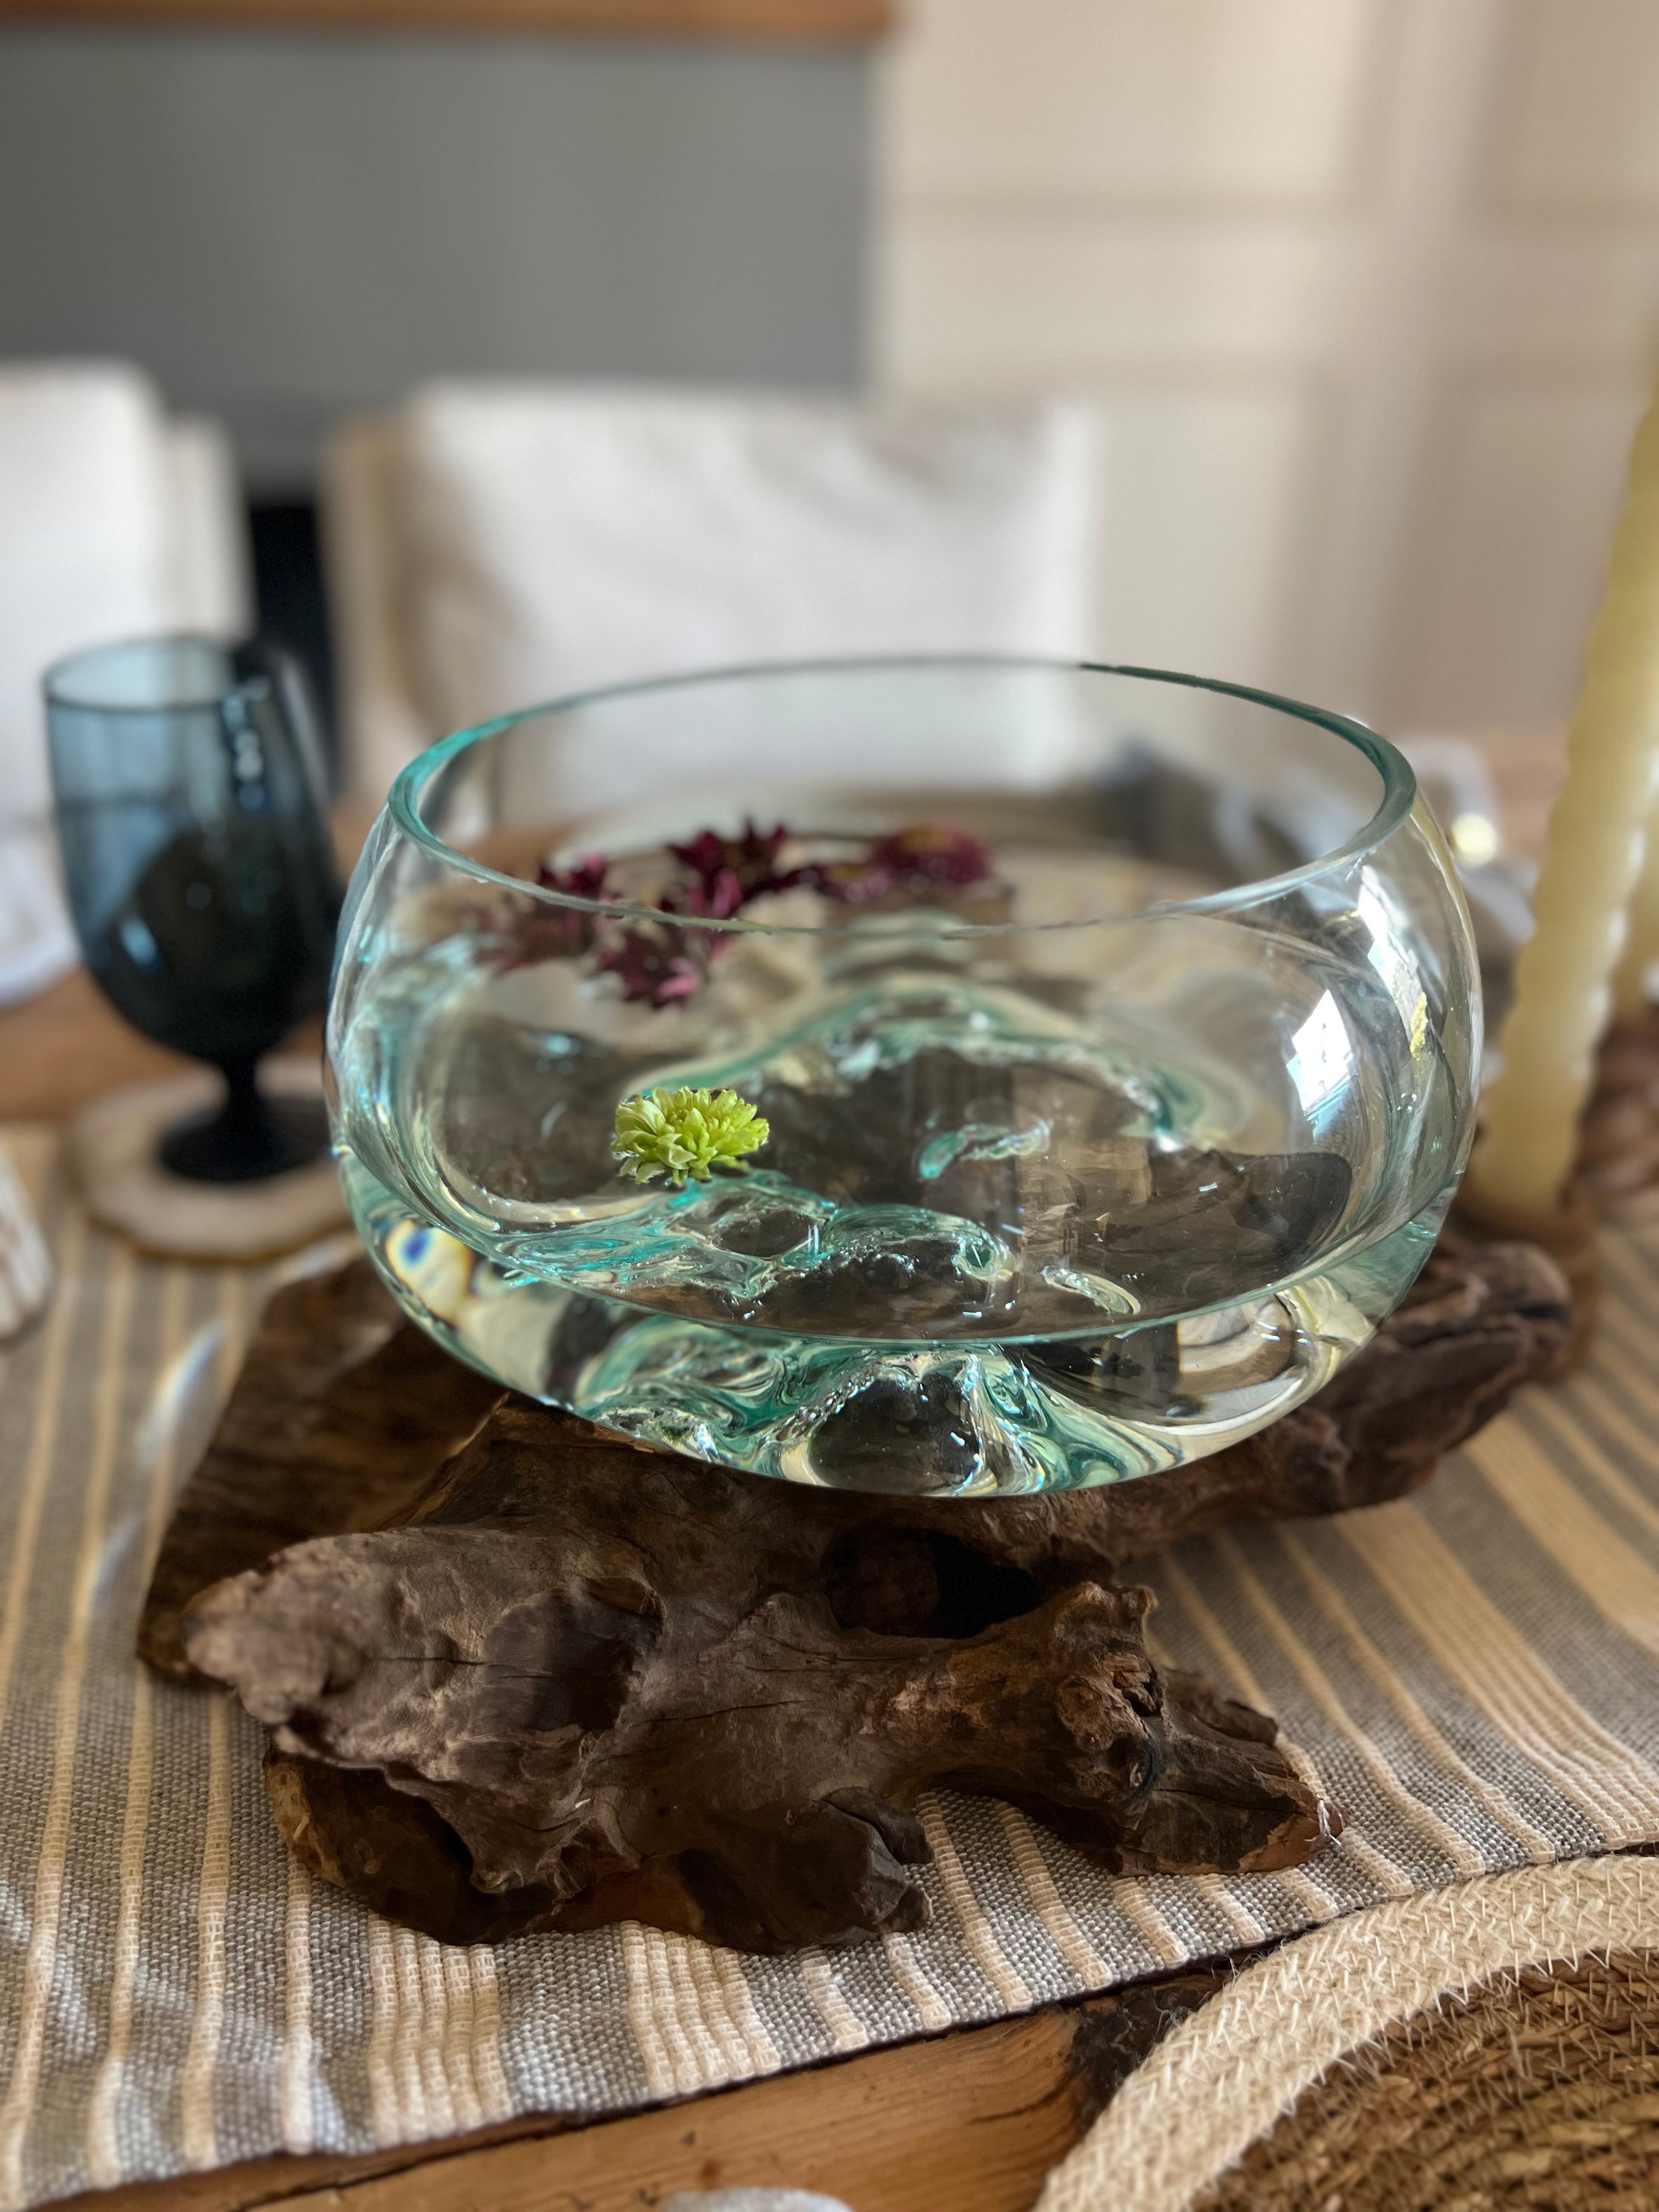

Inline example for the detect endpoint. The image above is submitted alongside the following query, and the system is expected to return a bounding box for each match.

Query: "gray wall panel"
[0,26,870,485]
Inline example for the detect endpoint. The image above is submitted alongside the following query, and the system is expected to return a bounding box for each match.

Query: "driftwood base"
[1582,1008,1659,1223]
[144,1238,1571,1954]
[1444,1182,1600,1376]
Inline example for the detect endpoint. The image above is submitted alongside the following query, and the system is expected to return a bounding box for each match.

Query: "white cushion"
[333,383,1097,807]
[322,416,435,808]
[0,365,176,823]
[161,415,253,639]
[0,364,249,1005]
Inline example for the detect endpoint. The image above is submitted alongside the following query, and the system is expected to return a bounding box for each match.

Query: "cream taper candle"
[1612,794,1659,1017]
[1464,386,1659,1216]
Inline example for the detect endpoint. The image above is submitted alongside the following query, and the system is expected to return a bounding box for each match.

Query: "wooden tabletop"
[60,1969,1233,2212]
[0,965,209,1121]
[5,956,1213,2212]
[5,730,1566,2209]
[0,956,1204,2212]
[0,0,892,41]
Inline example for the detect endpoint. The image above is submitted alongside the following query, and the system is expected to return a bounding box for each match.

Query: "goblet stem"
[158,1058,330,1185]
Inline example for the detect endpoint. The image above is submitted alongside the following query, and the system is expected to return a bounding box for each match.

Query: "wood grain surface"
[7,729,1564,2207]
[0,968,1234,2212]
[0,0,891,41]
[155,1241,1568,1952]
[0,968,199,1122]
[61,1968,1232,2212]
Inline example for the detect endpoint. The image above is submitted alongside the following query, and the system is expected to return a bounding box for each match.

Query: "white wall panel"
[1399,381,1648,728]
[1492,0,1659,212]
[1087,384,1322,691]
[879,219,1355,382]
[1446,234,1659,359]
[878,0,1659,729]
[885,0,1382,209]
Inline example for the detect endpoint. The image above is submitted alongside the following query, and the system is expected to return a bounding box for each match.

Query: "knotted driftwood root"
[139,1256,501,1683]
[148,1238,1570,1955]
[1445,1002,1659,1373]
[1581,1007,1659,1223]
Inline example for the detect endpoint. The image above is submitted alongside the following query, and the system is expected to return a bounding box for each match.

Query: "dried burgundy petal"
[803,857,895,906]
[870,825,992,888]
[493,853,616,967]
[667,820,800,906]
[813,824,992,906]
[538,854,612,904]
[498,818,994,1002]
[596,921,714,1008]
[663,867,747,923]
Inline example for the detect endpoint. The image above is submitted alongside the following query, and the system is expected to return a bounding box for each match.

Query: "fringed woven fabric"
[2,1123,1657,2207]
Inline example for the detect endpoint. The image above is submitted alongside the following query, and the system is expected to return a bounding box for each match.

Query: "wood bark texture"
[1581,1008,1659,1223]
[148,1238,1571,1953]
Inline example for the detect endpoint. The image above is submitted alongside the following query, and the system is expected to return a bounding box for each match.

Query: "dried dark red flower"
[538,854,612,904]
[661,867,747,924]
[507,818,995,1002]
[874,824,992,887]
[667,821,801,907]
[495,853,615,965]
[595,919,713,1008]
[809,823,994,906]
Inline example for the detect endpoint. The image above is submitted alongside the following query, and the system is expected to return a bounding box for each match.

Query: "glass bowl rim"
[385,652,1421,937]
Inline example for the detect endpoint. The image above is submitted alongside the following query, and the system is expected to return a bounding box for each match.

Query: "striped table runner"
[1,1124,1657,2207]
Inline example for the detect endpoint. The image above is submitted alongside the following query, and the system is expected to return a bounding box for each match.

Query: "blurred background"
[1,0,1656,756]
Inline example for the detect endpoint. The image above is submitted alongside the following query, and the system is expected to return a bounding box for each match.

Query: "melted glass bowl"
[327,659,1480,1498]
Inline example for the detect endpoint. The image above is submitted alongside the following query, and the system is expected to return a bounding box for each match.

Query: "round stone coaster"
[69,1059,348,1262]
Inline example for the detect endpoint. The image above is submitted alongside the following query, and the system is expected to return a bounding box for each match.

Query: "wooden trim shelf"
[0,0,890,38]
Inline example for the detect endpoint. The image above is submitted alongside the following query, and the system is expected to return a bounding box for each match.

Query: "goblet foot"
[159,1063,330,1184]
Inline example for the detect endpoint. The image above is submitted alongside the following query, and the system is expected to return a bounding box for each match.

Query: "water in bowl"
[332,845,1459,1496]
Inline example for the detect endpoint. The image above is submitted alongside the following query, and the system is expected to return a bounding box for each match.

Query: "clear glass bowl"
[327,658,1480,1498]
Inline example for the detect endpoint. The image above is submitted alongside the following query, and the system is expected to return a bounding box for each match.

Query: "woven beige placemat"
[1039,1853,1659,2212]
[1,1123,1658,2207]
[1196,1938,1659,2210]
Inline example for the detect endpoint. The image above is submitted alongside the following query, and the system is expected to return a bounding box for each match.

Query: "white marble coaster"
[68,1057,348,1262]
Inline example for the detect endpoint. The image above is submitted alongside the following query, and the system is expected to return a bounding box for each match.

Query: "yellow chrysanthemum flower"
[612,1087,770,1187]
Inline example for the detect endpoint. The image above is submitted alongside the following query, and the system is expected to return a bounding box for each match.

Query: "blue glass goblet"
[45,636,341,1182]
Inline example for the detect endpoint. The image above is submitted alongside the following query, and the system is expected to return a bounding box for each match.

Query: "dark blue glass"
[45,636,341,1182]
